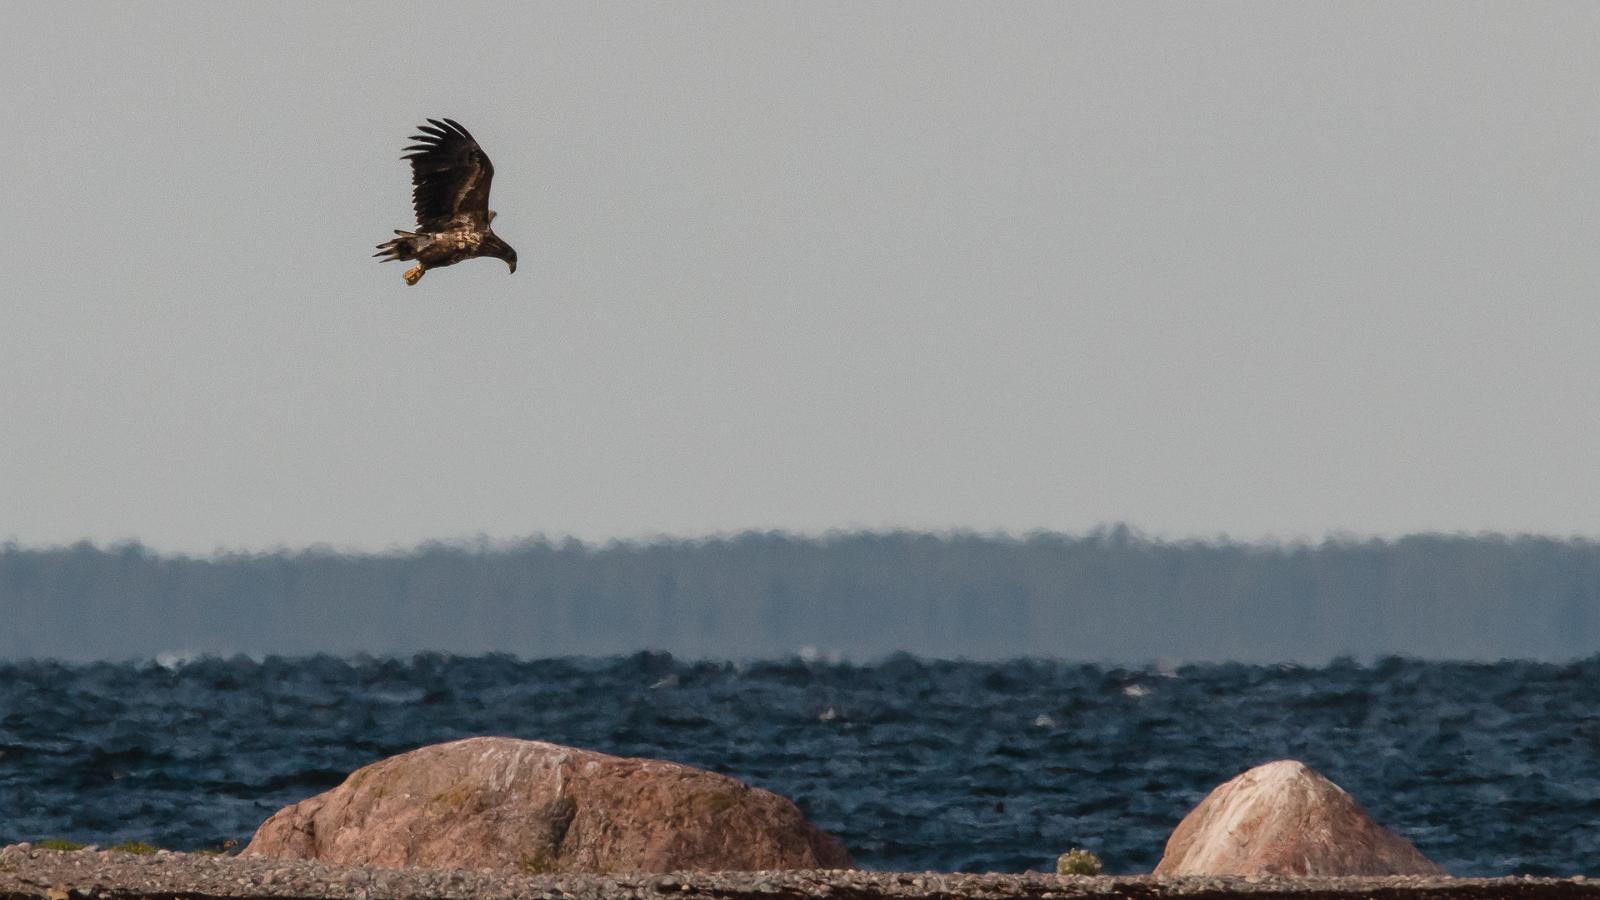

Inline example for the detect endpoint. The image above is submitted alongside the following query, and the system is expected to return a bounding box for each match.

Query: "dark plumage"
[374,118,518,285]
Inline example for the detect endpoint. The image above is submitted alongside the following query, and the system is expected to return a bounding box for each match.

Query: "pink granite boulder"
[242,736,852,873]
[1154,759,1443,877]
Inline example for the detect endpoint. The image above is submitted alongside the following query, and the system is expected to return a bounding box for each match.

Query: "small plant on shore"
[1056,848,1102,876]
[108,841,160,855]
[35,839,87,852]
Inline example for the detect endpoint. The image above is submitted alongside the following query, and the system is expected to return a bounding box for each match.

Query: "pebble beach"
[3,846,1597,900]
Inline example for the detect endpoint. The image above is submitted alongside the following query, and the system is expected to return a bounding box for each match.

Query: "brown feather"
[403,117,496,232]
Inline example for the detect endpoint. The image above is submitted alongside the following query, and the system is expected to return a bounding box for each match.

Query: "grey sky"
[4,2,1599,553]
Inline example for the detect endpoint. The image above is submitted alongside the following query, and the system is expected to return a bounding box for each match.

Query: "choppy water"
[2,653,1598,875]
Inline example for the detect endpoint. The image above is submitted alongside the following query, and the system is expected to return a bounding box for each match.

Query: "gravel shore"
[3,845,1596,900]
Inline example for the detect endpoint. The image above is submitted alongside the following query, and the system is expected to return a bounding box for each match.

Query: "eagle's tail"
[374,230,420,262]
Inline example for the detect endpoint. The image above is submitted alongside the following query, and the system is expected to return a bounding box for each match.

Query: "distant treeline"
[3,528,1598,662]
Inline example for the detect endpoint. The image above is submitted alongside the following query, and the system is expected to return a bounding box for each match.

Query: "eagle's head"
[485,233,518,274]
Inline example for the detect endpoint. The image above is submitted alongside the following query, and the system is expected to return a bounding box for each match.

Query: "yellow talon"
[403,266,425,285]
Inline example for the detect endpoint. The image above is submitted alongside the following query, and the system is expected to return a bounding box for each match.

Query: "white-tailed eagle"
[375,118,517,285]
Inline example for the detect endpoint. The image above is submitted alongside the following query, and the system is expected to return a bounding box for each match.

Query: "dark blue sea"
[2,653,1598,876]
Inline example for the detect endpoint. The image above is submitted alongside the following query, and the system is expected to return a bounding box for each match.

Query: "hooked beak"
[507,259,517,274]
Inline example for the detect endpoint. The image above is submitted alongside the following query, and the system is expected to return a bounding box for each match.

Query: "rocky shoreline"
[2,846,1597,900]
[6,743,1589,898]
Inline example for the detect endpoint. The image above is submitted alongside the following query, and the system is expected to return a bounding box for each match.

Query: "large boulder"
[243,736,852,873]
[1154,759,1443,877]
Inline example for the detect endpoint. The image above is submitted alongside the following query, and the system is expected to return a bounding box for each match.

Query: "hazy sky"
[5,3,1600,553]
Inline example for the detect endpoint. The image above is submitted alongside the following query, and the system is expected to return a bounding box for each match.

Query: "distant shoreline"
[8,530,1600,661]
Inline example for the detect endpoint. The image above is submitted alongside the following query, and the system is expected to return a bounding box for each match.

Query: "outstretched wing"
[402,118,495,232]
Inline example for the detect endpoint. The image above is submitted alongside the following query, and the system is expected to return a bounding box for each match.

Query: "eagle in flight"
[375,118,517,285]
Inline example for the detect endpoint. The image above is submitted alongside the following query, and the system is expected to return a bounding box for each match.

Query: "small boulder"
[243,736,852,873]
[1154,759,1442,877]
